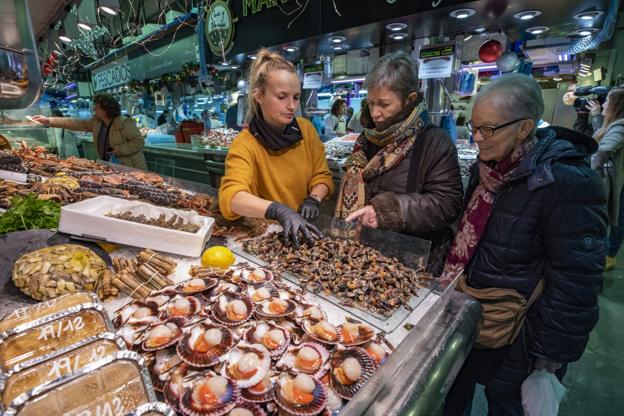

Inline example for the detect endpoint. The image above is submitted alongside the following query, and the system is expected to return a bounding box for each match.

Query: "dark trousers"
[608,185,624,257]
[443,339,567,416]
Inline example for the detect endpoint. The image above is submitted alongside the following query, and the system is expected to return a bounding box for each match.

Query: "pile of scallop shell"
[113,264,393,416]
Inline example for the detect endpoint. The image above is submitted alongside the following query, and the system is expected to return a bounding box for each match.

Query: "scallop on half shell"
[177,322,235,367]
[273,373,327,416]
[338,318,375,346]
[276,342,330,379]
[301,320,343,346]
[222,343,271,389]
[240,371,277,404]
[180,374,240,416]
[255,298,297,319]
[212,292,255,326]
[242,321,291,358]
[329,347,376,399]
[176,277,218,295]
[163,295,202,321]
[142,317,186,352]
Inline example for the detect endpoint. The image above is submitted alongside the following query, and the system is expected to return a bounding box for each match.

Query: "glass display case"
[0,109,57,151]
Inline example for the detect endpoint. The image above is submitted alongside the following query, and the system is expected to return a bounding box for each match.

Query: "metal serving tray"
[235,216,435,333]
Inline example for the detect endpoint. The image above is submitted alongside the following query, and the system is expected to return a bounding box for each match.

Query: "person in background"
[33,94,147,170]
[344,106,354,127]
[456,114,471,141]
[442,74,607,415]
[219,49,334,248]
[201,110,211,131]
[226,96,244,131]
[324,98,347,136]
[336,53,463,274]
[590,88,624,270]
[157,110,170,126]
[347,98,368,134]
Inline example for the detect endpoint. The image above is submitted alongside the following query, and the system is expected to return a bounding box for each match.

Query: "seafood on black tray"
[243,233,431,318]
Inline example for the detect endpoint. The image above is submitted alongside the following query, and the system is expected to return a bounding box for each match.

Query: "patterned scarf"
[334,100,427,219]
[441,136,537,282]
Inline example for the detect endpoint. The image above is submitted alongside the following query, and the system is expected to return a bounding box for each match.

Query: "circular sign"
[206,1,235,56]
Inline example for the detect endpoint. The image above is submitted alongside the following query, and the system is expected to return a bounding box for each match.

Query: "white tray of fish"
[58,196,214,257]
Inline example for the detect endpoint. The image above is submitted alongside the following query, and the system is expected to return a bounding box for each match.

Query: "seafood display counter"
[0,125,57,152]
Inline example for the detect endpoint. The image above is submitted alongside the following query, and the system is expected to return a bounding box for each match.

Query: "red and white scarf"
[441,137,537,282]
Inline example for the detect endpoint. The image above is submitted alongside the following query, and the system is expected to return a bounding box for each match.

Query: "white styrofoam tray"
[58,196,214,257]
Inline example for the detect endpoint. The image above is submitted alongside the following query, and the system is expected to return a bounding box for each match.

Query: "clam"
[301,320,342,345]
[222,343,271,389]
[255,298,297,319]
[276,342,330,379]
[329,347,376,399]
[227,401,266,416]
[240,372,276,404]
[163,295,202,320]
[176,277,218,295]
[142,317,185,352]
[114,301,160,327]
[363,341,391,367]
[149,347,183,392]
[180,375,240,416]
[242,322,290,357]
[177,323,235,367]
[273,373,327,416]
[212,292,255,326]
[338,318,375,346]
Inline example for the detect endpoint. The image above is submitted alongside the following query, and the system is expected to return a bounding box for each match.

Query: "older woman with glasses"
[441,73,607,415]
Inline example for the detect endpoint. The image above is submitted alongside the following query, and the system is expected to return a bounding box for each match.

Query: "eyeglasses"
[466,118,528,137]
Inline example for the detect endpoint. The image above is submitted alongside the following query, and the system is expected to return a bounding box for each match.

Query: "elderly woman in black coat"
[441,73,607,415]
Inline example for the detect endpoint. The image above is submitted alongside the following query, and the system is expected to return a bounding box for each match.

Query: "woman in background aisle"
[324,98,347,136]
[591,88,624,270]
[33,94,147,170]
[219,49,334,248]
[336,53,463,274]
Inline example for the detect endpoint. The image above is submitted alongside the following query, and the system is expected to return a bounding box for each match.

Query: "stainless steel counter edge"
[340,290,481,416]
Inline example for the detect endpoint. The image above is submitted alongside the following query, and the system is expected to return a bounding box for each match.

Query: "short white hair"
[477,73,544,124]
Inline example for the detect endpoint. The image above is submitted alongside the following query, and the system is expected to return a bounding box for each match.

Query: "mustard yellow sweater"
[219,117,335,221]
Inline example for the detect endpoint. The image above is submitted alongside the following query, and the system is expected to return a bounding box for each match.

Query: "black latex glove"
[298,196,321,221]
[265,202,323,249]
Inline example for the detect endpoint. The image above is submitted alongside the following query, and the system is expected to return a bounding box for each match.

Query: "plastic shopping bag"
[521,369,567,416]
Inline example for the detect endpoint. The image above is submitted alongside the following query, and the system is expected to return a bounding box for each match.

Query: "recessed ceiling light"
[99,6,119,15]
[449,8,476,19]
[329,36,346,44]
[389,32,408,40]
[526,26,549,35]
[59,35,72,43]
[513,10,542,20]
[575,10,604,20]
[230,65,239,69]
[284,45,298,52]
[386,22,408,32]
[553,76,562,81]
[247,54,257,60]
[78,22,93,31]
[474,27,487,33]
[220,61,229,66]
[332,44,347,51]
[576,27,598,36]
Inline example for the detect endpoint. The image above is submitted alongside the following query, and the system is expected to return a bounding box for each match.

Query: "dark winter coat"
[464,126,607,388]
[363,126,464,274]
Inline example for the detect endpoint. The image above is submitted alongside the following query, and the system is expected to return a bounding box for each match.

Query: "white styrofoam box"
[59,196,214,257]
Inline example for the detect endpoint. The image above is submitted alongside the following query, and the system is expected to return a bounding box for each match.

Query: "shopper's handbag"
[457,276,545,349]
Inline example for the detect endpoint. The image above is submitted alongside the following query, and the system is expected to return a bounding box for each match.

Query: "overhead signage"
[206,0,236,56]
[91,56,131,92]
[418,44,456,79]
